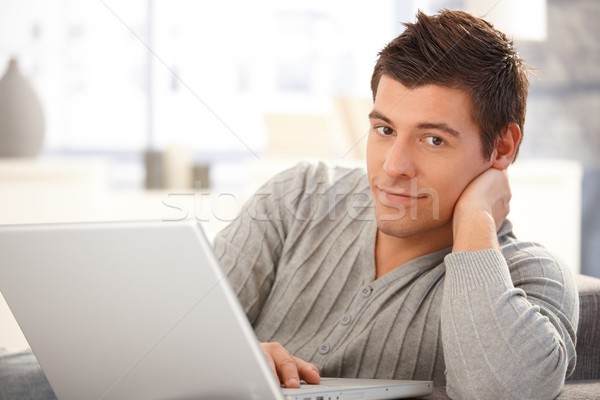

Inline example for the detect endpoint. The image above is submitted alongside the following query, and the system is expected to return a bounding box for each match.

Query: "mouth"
[376,186,427,208]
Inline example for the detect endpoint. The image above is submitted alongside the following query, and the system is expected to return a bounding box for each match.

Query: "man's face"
[366,75,493,240]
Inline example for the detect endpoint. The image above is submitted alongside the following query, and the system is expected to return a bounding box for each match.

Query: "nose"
[382,135,416,179]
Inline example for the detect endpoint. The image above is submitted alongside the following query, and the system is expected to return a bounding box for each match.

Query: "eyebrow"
[368,110,392,125]
[368,110,461,138]
[417,122,461,138]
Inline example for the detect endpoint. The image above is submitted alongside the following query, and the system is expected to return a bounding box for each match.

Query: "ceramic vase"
[0,58,45,157]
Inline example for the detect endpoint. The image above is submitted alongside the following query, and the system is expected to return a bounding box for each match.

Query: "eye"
[376,126,394,136]
[424,135,445,147]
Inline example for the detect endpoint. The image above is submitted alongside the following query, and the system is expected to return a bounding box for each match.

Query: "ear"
[491,123,522,170]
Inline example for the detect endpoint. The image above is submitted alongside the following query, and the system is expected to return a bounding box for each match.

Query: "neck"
[374,225,453,278]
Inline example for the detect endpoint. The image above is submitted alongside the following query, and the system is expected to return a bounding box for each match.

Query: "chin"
[375,212,452,239]
[376,218,421,238]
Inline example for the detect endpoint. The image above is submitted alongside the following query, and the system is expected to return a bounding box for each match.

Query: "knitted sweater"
[213,161,578,400]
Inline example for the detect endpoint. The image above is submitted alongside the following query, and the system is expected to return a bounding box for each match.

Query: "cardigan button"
[340,314,352,326]
[360,286,372,298]
[318,343,330,354]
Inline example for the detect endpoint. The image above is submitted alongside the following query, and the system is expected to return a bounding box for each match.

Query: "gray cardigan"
[214,161,579,400]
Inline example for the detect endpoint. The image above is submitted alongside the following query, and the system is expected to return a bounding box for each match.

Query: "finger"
[269,344,301,388]
[263,351,280,385]
[296,358,321,385]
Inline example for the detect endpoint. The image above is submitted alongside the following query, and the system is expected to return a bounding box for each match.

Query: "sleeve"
[441,246,579,400]
[212,162,310,324]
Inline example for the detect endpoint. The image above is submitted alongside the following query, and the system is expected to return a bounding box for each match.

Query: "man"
[213,9,578,400]
[0,9,578,400]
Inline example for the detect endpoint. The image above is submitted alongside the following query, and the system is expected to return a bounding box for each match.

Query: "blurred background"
[0,0,598,277]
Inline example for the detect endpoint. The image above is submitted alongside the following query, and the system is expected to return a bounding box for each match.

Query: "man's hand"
[260,342,321,388]
[452,168,511,252]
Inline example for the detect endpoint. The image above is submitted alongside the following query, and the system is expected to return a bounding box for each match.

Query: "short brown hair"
[371,9,529,160]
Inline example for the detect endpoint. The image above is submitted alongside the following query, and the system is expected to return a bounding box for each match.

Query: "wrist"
[452,209,500,253]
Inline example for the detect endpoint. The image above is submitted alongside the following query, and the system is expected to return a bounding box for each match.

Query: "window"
[0,0,400,160]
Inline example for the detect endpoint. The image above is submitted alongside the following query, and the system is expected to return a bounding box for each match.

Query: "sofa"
[1,273,599,399]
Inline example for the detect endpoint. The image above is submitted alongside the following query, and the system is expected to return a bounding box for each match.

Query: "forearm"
[441,250,576,400]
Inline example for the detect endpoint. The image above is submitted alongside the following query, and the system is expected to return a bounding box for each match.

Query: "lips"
[376,185,427,208]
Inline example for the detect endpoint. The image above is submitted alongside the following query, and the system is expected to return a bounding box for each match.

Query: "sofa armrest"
[568,274,600,380]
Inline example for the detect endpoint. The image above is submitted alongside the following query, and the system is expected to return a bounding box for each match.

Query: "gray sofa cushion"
[569,274,600,381]
[0,349,56,400]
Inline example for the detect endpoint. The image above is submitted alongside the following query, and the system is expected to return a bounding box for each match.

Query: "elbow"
[445,346,571,400]
[447,382,565,400]
[446,374,566,400]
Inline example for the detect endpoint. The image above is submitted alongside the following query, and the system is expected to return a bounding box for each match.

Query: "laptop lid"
[0,220,432,400]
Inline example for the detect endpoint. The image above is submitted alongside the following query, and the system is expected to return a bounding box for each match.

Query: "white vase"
[0,58,45,157]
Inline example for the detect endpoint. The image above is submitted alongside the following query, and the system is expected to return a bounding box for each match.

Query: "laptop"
[0,220,433,400]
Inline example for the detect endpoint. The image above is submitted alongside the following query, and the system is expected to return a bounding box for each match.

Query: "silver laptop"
[0,220,433,400]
